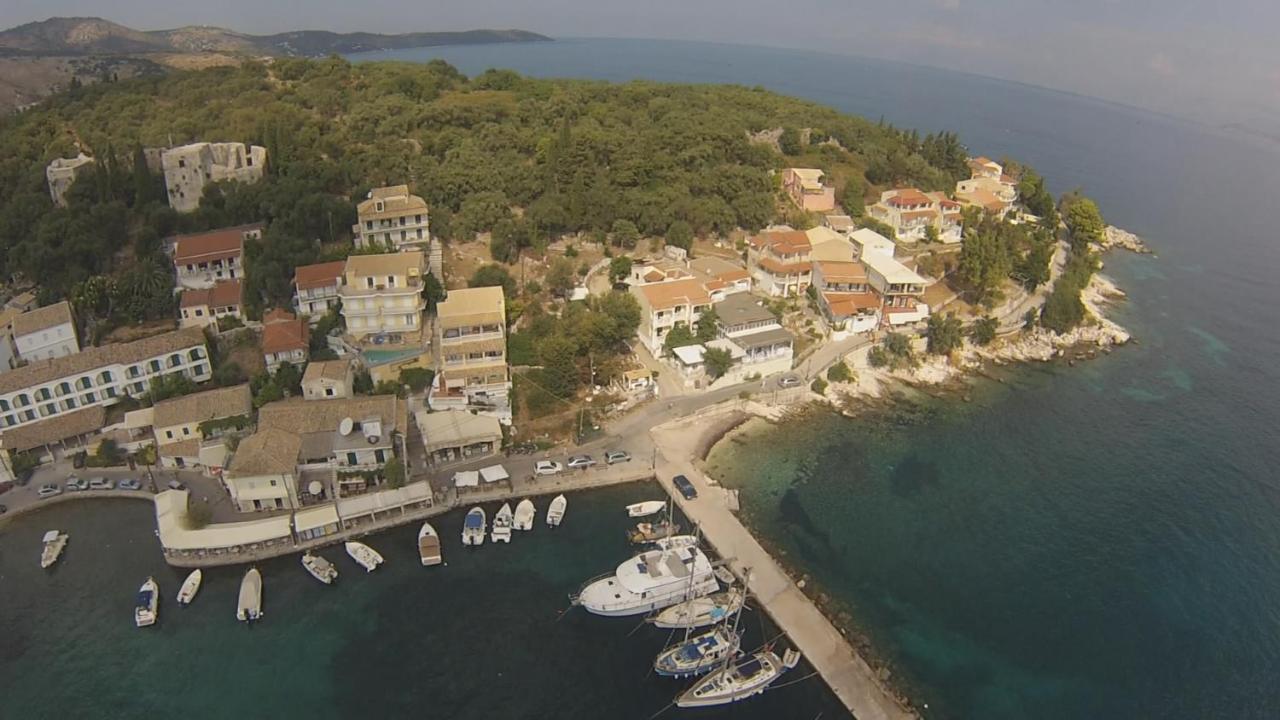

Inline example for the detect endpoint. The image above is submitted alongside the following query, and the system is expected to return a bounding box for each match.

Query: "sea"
[3,37,1279,719]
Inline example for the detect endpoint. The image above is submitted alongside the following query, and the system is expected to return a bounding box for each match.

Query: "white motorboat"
[176,569,203,606]
[512,499,536,531]
[491,503,514,544]
[237,568,263,623]
[651,587,746,629]
[134,577,159,628]
[302,552,339,584]
[652,535,700,551]
[345,541,384,572]
[675,648,801,708]
[40,530,68,569]
[462,507,486,546]
[626,500,666,518]
[574,545,719,617]
[654,625,743,678]
[418,523,443,566]
[546,494,567,528]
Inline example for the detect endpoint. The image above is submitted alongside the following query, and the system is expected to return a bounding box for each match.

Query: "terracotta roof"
[227,427,301,477]
[750,230,810,255]
[0,405,106,452]
[303,360,351,383]
[257,395,408,437]
[12,300,75,337]
[293,260,346,291]
[262,316,309,355]
[153,384,251,429]
[357,185,428,219]
[263,308,295,324]
[171,224,259,264]
[180,280,242,309]
[635,278,712,311]
[0,327,206,396]
[814,261,868,283]
[158,438,201,458]
[757,257,812,275]
[643,269,666,283]
[958,187,1007,212]
[824,292,881,317]
[715,268,749,282]
[885,189,931,207]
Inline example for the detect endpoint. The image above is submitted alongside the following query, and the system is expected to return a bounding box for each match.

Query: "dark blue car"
[672,475,698,500]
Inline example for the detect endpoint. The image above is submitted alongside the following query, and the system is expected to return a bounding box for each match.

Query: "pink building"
[782,168,836,212]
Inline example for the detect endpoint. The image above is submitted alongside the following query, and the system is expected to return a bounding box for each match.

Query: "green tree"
[1063,195,1105,250]
[608,256,632,284]
[610,219,640,249]
[666,220,693,253]
[383,457,406,488]
[274,361,303,396]
[827,361,852,382]
[399,367,435,393]
[147,374,198,404]
[662,323,698,355]
[778,127,802,155]
[923,224,940,244]
[703,347,733,379]
[926,313,965,355]
[469,264,517,297]
[422,273,446,311]
[546,257,576,297]
[538,335,580,397]
[839,179,865,216]
[970,316,998,346]
[695,307,719,342]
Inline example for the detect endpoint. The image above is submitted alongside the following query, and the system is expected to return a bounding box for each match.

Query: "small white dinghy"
[237,567,263,623]
[512,499,536,531]
[418,523,443,566]
[546,494,568,528]
[345,542,383,572]
[652,588,747,630]
[40,530,69,569]
[462,507,487,546]
[135,577,159,628]
[491,503,514,544]
[302,552,338,584]
[626,500,667,518]
[177,569,203,606]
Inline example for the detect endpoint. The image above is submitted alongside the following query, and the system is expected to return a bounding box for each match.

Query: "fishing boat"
[40,530,68,569]
[654,625,743,678]
[675,648,801,708]
[345,541,384,571]
[418,522,443,566]
[652,535,700,551]
[302,552,338,584]
[573,545,718,617]
[135,577,159,628]
[491,503,514,544]
[462,507,486,546]
[237,568,263,623]
[651,588,747,630]
[546,494,567,528]
[176,569,203,606]
[628,519,682,544]
[626,500,666,518]
[512,499,536,531]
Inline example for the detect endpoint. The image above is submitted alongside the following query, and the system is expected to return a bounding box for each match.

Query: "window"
[183,427,191,436]
[324,387,335,397]
[166,430,174,440]
[190,347,205,361]
[375,449,386,464]
[0,399,7,412]
[375,201,384,212]
[178,158,185,168]
[365,277,375,289]
[347,452,358,465]
[56,382,71,397]
[22,409,35,422]
[98,370,113,385]
[270,479,277,487]
[106,387,117,398]
[15,394,29,407]
[168,354,182,368]
[149,360,161,372]
[37,388,52,401]
[387,275,396,287]
[2,415,12,427]
[83,392,96,404]
[195,308,204,317]
[77,377,92,390]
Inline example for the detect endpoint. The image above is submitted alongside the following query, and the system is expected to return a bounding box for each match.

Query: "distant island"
[0,16,552,112]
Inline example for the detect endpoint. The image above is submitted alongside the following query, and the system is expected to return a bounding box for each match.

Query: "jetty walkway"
[650,409,916,720]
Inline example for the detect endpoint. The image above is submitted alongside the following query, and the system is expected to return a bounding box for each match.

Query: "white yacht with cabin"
[652,588,746,630]
[575,545,718,617]
[40,530,68,569]
[627,500,666,518]
[135,577,159,628]
[676,648,801,707]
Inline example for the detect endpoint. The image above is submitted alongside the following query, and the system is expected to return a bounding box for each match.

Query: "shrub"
[970,316,998,346]
[827,361,852,382]
[810,378,828,394]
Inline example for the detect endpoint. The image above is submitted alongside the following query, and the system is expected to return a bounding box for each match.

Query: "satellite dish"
[339,417,354,436]
[367,435,380,444]
[307,481,323,496]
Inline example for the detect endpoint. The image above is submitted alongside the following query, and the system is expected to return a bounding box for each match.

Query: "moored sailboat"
[675,647,801,708]
[176,569,203,606]
[654,625,743,678]
[628,519,681,544]
[651,587,746,629]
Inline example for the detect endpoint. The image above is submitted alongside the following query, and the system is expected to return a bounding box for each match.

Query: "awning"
[154,490,292,551]
[294,503,339,533]
[480,465,509,483]
[336,481,433,517]
[453,470,480,487]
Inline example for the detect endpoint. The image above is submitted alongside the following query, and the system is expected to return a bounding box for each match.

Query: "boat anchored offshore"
[651,588,747,630]
[574,545,718,617]
[346,542,384,571]
[134,577,159,628]
[177,569,203,606]
[237,568,263,623]
[462,507,486,546]
[491,503,514,544]
[546,494,567,528]
[512,499,536,531]
[40,530,69,569]
[626,500,666,518]
[655,625,743,678]
[629,520,681,544]
[302,552,339,584]
[418,522,443,566]
[675,648,801,708]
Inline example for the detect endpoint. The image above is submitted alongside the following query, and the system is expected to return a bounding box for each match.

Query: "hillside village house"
[223,427,302,512]
[353,185,430,251]
[339,251,427,345]
[170,224,262,290]
[629,256,751,301]
[812,260,881,334]
[46,153,94,207]
[431,286,511,414]
[868,189,963,243]
[179,280,243,329]
[161,142,267,213]
[12,301,79,363]
[632,278,712,355]
[782,168,836,212]
[862,251,930,325]
[153,384,252,471]
[302,360,354,400]
[747,227,857,297]
[824,214,856,235]
[292,260,345,319]
[955,156,1018,218]
[261,309,309,371]
[711,293,794,376]
[416,409,503,465]
[850,228,898,261]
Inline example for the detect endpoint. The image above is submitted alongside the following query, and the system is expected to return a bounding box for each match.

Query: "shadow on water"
[889,454,942,498]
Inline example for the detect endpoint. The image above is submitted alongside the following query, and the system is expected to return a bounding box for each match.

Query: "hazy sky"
[5,0,1277,131]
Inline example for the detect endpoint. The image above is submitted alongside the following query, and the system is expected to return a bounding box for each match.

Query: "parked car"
[778,374,802,389]
[605,450,632,465]
[65,477,89,491]
[534,460,563,476]
[88,477,115,490]
[118,478,143,491]
[37,484,62,499]
[167,480,186,491]
[0,504,7,514]
[567,455,597,470]
[672,474,698,500]
[72,451,86,469]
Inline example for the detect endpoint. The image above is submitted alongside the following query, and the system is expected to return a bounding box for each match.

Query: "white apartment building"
[353,185,430,251]
[170,224,262,290]
[631,278,713,355]
[292,260,346,319]
[12,301,79,363]
[431,286,510,414]
[339,251,427,345]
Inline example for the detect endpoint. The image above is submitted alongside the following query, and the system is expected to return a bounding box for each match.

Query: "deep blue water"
[352,38,1280,718]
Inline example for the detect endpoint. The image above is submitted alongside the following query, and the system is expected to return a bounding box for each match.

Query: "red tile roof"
[885,189,931,207]
[293,260,347,291]
[261,315,309,355]
[824,292,881,317]
[172,224,260,264]
[180,279,242,309]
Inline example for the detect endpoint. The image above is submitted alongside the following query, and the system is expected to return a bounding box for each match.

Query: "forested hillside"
[0,57,972,325]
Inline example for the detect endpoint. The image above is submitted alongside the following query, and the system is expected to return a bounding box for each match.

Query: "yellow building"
[339,251,427,345]
[432,286,510,413]
[353,185,430,251]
